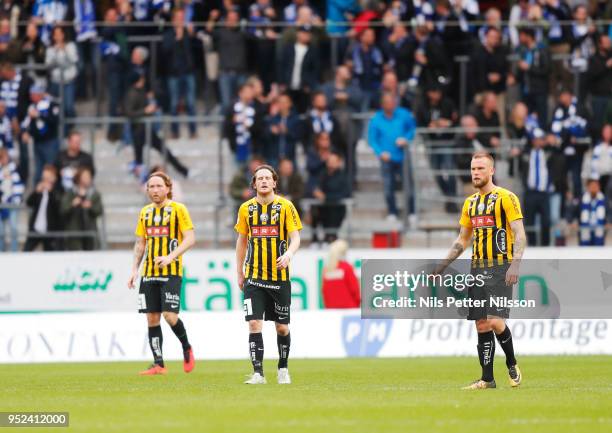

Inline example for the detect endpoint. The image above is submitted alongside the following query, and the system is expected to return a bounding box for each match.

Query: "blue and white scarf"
[0,71,22,119]
[74,0,97,42]
[579,191,606,244]
[351,43,383,76]
[0,161,24,216]
[233,101,255,163]
[33,0,68,45]
[0,114,13,151]
[310,110,333,134]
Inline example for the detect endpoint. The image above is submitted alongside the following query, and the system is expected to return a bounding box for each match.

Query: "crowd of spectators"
[0,1,610,249]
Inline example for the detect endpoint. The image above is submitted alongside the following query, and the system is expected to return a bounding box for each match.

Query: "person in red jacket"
[321,239,361,308]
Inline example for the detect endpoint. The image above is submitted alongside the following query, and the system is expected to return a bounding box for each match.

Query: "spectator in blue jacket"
[368,92,416,223]
[578,177,607,246]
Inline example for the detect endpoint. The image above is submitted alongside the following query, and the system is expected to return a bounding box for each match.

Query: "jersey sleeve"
[135,208,146,237]
[285,200,303,232]
[459,199,473,228]
[234,203,249,235]
[177,203,194,232]
[503,191,523,222]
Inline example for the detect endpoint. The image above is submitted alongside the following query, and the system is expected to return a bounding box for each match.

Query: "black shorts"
[138,276,182,313]
[243,278,291,324]
[467,264,513,320]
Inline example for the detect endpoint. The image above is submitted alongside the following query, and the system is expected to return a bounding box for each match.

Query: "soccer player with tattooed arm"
[128,171,196,375]
[235,164,302,385]
[436,152,527,389]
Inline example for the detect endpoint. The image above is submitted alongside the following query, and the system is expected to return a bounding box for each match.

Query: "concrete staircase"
[81,111,467,249]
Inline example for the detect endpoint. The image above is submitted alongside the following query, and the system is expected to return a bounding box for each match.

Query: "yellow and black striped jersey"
[135,201,194,277]
[234,195,302,282]
[459,187,523,267]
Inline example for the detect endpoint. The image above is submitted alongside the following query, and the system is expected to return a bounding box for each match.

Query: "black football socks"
[495,325,517,368]
[477,331,495,382]
[277,333,291,369]
[249,332,264,375]
[170,319,191,351]
[148,325,164,367]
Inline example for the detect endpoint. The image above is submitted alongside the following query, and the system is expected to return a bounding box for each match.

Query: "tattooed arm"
[506,219,527,285]
[437,226,472,273]
[128,237,146,289]
[509,219,526,262]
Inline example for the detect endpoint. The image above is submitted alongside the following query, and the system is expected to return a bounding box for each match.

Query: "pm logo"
[342,316,392,357]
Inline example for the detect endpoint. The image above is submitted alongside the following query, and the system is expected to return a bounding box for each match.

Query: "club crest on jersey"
[272,213,279,224]
[477,203,485,213]
[260,213,269,223]
[153,215,162,224]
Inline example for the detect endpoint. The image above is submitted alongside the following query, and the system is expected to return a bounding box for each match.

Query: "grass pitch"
[2,356,611,433]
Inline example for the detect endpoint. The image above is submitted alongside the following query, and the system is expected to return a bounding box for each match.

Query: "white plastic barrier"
[0,310,610,363]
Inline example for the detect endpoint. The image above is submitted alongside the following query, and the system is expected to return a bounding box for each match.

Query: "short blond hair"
[472,151,495,166]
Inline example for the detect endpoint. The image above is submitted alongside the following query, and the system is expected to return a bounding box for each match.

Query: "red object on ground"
[372,231,401,248]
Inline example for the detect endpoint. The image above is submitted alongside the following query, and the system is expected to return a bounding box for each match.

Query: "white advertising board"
[0,311,610,363]
[1,247,609,313]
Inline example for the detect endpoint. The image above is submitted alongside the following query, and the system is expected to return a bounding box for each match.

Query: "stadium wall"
[1,248,611,363]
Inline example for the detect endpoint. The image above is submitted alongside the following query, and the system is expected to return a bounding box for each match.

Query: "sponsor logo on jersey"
[251,225,279,237]
[477,203,485,213]
[153,215,162,224]
[260,213,269,223]
[496,229,507,253]
[471,215,496,228]
[146,226,169,237]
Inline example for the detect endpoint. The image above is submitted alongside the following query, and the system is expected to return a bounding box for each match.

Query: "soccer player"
[235,164,302,384]
[128,171,196,375]
[437,152,526,389]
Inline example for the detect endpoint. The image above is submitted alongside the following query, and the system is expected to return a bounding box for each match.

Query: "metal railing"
[0,203,107,251]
